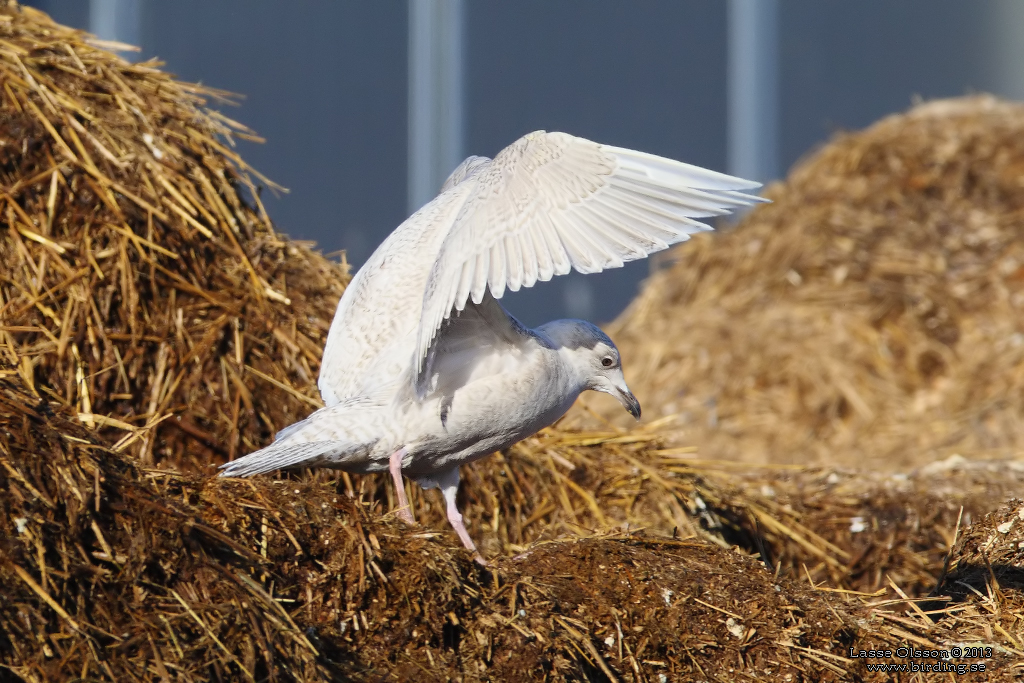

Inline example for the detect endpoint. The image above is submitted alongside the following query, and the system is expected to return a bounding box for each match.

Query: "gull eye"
[601,356,614,368]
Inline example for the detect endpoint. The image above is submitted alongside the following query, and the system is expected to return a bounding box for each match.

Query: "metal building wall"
[22,1,1024,325]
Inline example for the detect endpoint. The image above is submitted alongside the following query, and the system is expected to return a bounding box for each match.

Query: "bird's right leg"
[436,467,487,566]
[388,447,415,524]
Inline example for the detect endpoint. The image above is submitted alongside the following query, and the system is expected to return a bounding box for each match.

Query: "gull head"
[537,319,641,420]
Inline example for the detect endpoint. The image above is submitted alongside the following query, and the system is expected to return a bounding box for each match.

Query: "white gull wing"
[412,290,530,404]
[413,130,767,392]
[317,174,481,407]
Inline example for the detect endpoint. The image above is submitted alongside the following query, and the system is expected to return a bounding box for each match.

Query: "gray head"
[536,319,641,420]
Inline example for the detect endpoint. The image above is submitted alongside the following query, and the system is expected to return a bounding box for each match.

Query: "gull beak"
[616,387,642,420]
[593,372,642,420]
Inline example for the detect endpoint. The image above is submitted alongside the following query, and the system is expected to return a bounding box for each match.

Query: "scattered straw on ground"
[574,95,1024,472]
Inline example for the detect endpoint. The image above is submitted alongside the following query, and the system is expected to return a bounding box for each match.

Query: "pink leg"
[437,468,487,566]
[388,448,414,524]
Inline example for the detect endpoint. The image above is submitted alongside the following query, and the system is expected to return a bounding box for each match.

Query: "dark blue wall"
[23,1,1004,326]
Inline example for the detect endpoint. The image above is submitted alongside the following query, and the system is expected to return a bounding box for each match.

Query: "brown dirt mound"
[577,95,1024,472]
[3,374,1022,681]
[420,433,1024,598]
[941,499,1024,604]
[0,1,349,471]
[928,500,1024,673]
[716,458,1024,596]
[0,376,335,681]
[2,1,1019,586]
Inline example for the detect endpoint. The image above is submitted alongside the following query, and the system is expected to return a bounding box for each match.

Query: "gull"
[219,131,765,562]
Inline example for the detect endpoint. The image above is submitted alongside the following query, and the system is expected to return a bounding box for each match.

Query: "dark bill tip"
[618,388,641,420]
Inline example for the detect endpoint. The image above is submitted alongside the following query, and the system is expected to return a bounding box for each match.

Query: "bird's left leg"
[388,447,415,524]
[436,467,487,566]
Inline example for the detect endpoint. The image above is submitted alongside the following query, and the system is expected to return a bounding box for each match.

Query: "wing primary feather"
[415,276,450,378]
[505,234,524,292]
[455,259,475,309]
[574,205,654,260]
[553,218,593,273]
[720,189,772,204]
[488,242,507,299]
[524,222,552,283]
[418,278,459,391]
[557,213,613,273]
[589,196,678,248]
[518,222,539,288]
[608,176,729,217]
[537,212,572,276]
[606,145,763,191]
[609,192,715,235]
[661,184,764,210]
[612,176,761,211]
[570,208,628,267]
[470,251,489,305]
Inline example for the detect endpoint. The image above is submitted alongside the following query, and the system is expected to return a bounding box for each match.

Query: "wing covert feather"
[317,180,478,406]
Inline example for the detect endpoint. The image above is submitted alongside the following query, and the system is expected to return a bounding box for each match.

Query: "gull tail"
[218,400,381,478]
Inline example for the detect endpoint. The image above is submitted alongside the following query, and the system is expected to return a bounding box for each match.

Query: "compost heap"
[0,1,349,473]
[2,376,1022,681]
[2,2,1024,679]
[576,95,1024,472]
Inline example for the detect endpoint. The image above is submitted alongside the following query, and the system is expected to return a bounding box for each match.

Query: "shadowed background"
[27,0,1024,326]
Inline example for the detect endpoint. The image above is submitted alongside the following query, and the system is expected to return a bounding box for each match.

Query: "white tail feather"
[219,399,384,478]
[218,441,354,478]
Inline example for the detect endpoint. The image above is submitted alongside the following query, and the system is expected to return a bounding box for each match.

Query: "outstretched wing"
[413,130,766,392]
[414,290,529,402]
[318,161,487,407]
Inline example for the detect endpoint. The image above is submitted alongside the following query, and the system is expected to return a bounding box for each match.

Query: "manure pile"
[581,95,1024,471]
[3,375,1022,681]
[2,2,1024,680]
[0,1,349,471]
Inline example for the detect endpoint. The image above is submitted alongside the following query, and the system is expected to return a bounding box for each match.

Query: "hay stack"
[932,500,1024,669]
[0,0,893,598]
[581,96,1024,471]
[2,6,1022,676]
[0,374,342,680]
[941,499,1024,601]
[0,1,747,575]
[4,368,1021,681]
[0,0,1017,601]
[0,1,349,470]
[0,372,849,681]
[723,459,1024,595]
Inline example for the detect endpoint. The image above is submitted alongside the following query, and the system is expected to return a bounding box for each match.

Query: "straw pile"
[579,96,1024,471]
[0,1,349,471]
[3,2,1024,678]
[715,457,1024,595]
[0,0,986,601]
[0,375,335,680]
[3,371,1020,681]
[940,499,1024,620]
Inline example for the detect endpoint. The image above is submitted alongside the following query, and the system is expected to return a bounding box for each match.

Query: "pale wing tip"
[604,144,765,192]
[722,190,772,205]
[723,176,764,191]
